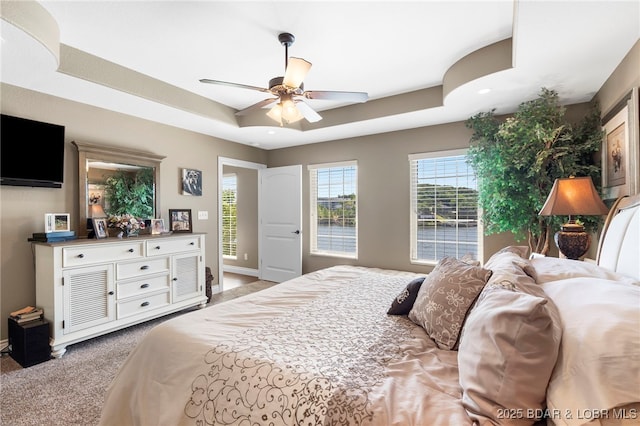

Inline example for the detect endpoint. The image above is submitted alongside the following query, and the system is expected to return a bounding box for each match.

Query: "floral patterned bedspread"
[99,266,471,426]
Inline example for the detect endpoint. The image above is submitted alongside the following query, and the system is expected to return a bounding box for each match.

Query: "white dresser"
[34,233,207,357]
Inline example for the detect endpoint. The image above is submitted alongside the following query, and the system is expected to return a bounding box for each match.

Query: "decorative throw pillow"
[408,257,492,350]
[387,276,426,315]
[458,285,561,426]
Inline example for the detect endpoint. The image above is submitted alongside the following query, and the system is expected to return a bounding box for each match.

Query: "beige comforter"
[99,265,472,426]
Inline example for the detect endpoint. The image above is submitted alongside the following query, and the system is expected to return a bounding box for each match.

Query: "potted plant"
[466,88,603,255]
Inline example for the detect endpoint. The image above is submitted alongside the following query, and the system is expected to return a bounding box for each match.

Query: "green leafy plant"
[466,88,603,255]
[104,168,154,219]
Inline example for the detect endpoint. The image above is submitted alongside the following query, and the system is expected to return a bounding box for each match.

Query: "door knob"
[292,230,300,235]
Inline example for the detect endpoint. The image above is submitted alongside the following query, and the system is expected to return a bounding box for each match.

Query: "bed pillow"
[490,245,530,259]
[408,257,491,350]
[387,276,426,315]
[541,277,640,426]
[458,284,561,425]
[531,256,638,285]
[484,248,537,282]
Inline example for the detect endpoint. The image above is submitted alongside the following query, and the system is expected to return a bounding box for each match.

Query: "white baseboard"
[222,265,259,277]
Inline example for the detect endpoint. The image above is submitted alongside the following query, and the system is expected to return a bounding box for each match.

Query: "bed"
[99,194,640,426]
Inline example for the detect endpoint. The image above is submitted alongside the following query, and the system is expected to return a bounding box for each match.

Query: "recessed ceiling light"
[478,88,491,95]
[267,130,276,135]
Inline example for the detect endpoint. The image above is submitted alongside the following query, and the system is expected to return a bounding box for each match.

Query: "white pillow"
[531,257,638,285]
[542,277,640,426]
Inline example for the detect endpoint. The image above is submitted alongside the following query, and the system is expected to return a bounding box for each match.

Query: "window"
[409,150,479,264]
[309,161,357,258]
[222,173,237,258]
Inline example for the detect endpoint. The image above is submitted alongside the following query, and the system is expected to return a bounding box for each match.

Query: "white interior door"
[259,165,302,282]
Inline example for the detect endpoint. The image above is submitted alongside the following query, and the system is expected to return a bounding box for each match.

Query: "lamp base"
[554,225,590,260]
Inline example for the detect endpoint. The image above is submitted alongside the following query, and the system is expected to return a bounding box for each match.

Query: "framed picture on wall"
[601,87,639,200]
[169,209,192,233]
[44,213,70,233]
[182,168,203,196]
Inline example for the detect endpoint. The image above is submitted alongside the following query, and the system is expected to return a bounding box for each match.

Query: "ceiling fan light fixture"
[201,32,368,125]
[266,97,304,126]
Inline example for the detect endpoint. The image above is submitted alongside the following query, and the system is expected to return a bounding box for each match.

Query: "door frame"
[217,156,266,291]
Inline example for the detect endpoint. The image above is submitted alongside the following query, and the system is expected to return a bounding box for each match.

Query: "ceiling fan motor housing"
[269,76,304,95]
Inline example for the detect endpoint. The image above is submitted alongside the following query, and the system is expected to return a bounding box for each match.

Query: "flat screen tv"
[1,114,65,188]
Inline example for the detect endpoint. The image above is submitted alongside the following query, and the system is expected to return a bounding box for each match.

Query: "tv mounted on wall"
[1,114,65,188]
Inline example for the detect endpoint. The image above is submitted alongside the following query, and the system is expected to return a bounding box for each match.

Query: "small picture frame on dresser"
[151,218,165,235]
[45,213,70,233]
[92,218,108,239]
[169,209,192,233]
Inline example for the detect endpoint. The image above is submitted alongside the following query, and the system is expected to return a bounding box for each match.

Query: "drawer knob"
[108,291,114,295]
[140,283,150,289]
[140,301,150,307]
[154,245,161,250]
[189,242,195,245]
[77,254,85,258]
[172,277,178,281]
[140,265,150,270]
[128,248,135,253]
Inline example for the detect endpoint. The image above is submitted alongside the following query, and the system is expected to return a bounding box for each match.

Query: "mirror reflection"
[74,141,164,237]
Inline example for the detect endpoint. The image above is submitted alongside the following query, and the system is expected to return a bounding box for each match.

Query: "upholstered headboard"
[596,193,640,280]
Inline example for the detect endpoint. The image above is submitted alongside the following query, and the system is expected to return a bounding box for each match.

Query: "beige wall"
[1,40,637,341]
[596,40,640,117]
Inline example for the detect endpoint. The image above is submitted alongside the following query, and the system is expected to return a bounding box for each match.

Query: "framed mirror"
[73,141,165,237]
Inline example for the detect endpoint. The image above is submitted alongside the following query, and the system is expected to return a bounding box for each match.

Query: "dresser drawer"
[117,274,170,299]
[63,242,144,268]
[146,236,201,256]
[117,290,170,319]
[116,257,170,280]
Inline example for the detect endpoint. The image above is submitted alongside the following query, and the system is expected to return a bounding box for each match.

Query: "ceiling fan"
[200,32,368,126]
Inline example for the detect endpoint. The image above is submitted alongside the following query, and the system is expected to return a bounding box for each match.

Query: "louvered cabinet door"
[171,253,202,303]
[62,264,115,334]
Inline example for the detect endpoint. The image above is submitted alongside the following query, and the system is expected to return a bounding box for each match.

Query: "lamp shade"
[539,176,609,216]
[89,204,106,218]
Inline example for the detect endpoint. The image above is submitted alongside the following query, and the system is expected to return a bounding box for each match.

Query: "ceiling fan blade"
[199,79,271,94]
[283,57,312,89]
[295,100,322,123]
[235,98,278,116]
[303,90,368,103]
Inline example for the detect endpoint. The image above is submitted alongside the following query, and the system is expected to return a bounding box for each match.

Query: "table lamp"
[539,176,609,259]
[89,204,106,218]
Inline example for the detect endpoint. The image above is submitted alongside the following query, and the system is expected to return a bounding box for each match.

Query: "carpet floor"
[0,280,275,426]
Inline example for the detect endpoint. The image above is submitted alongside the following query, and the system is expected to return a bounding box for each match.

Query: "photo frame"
[151,218,166,235]
[601,87,639,200]
[182,168,203,196]
[92,218,108,239]
[45,213,70,233]
[169,209,192,233]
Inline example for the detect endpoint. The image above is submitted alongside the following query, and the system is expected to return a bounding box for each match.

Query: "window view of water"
[316,224,356,253]
[316,224,478,260]
[416,225,478,260]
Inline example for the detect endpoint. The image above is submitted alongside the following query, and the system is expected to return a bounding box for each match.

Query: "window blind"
[309,161,358,258]
[409,150,479,264]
